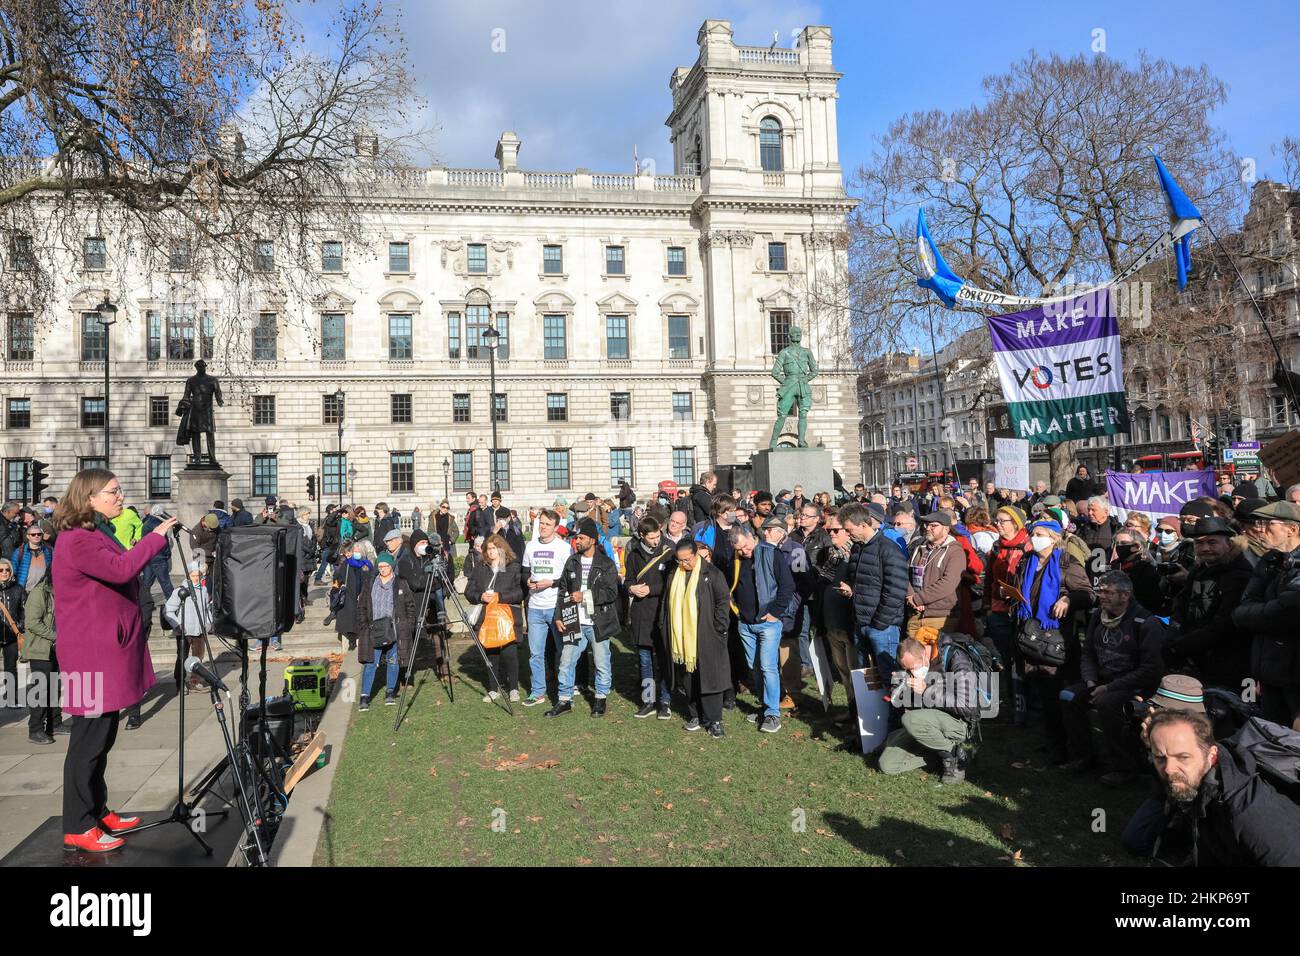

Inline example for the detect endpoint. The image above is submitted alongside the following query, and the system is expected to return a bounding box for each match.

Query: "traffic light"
[306,474,316,502]
[30,459,48,504]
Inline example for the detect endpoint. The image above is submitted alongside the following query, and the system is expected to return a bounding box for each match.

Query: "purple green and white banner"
[987,290,1130,443]
[1104,470,1217,521]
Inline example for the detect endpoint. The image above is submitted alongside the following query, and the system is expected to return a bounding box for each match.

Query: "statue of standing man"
[176,359,224,466]
[768,326,819,450]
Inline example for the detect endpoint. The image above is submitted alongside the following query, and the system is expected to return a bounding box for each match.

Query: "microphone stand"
[130,526,231,854]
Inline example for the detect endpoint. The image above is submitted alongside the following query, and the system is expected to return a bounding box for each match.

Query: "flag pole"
[1202,218,1300,414]
[926,304,961,484]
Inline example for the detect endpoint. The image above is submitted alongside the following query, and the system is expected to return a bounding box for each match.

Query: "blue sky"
[303,0,1299,184]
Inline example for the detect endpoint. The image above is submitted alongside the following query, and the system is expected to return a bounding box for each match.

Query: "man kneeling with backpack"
[878,632,983,785]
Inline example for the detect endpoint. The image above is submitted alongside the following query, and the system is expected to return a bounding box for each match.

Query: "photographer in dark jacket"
[1147,709,1300,866]
[1163,518,1254,691]
[689,472,716,525]
[817,511,858,723]
[546,518,620,718]
[879,633,980,784]
[624,517,673,719]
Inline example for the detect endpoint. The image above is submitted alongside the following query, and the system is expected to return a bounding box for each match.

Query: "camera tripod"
[394,550,512,732]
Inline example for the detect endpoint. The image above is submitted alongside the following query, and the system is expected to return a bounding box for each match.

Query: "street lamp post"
[97,295,118,467]
[334,387,346,500]
[483,325,501,493]
[442,457,450,504]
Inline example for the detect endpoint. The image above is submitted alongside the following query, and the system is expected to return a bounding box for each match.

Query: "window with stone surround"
[546,449,570,490]
[452,450,473,492]
[543,245,563,274]
[546,393,568,422]
[609,448,633,487]
[667,315,690,359]
[452,393,471,423]
[666,246,686,276]
[606,315,629,359]
[391,393,412,424]
[390,451,415,494]
[769,310,793,354]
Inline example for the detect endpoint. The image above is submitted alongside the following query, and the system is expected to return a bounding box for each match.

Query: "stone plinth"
[749,447,834,497]
[173,467,229,574]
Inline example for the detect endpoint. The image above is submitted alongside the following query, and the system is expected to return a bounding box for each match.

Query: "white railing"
[448,168,504,187]
[591,173,635,189]
[655,175,699,192]
[763,172,786,188]
[738,47,801,64]
[523,171,573,188]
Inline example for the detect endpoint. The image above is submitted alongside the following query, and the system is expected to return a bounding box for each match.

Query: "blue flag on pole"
[1153,154,1202,291]
[915,208,966,308]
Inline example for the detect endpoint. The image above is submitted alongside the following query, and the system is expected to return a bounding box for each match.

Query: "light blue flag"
[1153,154,1202,290]
[915,208,966,308]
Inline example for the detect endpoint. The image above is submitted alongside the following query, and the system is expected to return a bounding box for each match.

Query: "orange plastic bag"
[479,599,517,649]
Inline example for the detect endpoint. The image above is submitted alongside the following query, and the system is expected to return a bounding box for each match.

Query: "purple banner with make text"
[1104,469,1216,520]
[988,289,1118,353]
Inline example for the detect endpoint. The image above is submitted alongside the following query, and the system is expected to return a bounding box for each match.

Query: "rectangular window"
[149,396,170,428]
[388,313,412,359]
[81,313,107,361]
[7,313,33,361]
[83,237,107,270]
[168,240,191,271]
[605,245,625,275]
[467,243,487,273]
[768,242,787,271]
[321,312,345,360]
[668,315,690,359]
[147,311,162,361]
[543,314,567,359]
[323,392,345,425]
[391,393,412,424]
[543,245,563,274]
[200,309,215,360]
[6,460,32,501]
[79,457,107,473]
[610,448,633,488]
[388,241,410,273]
[466,304,490,359]
[492,393,508,423]
[149,456,172,499]
[490,449,510,491]
[666,246,686,276]
[672,447,695,487]
[495,312,510,360]
[610,392,631,422]
[323,453,347,497]
[254,239,275,271]
[1274,395,1289,426]
[252,455,278,496]
[6,398,30,429]
[452,393,471,423]
[390,451,415,494]
[10,235,34,271]
[81,396,106,428]
[546,393,568,422]
[605,314,629,359]
[447,312,462,359]
[253,312,277,362]
[452,451,473,492]
[546,449,570,490]
[321,240,343,272]
[769,309,793,354]
[253,395,276,426]
[671,391,693,421]
[166,304,195,360]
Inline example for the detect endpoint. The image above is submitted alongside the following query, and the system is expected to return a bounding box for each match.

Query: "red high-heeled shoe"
[64,827,125,853]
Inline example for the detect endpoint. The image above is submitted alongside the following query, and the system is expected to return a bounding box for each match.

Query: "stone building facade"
[0,19,857,509]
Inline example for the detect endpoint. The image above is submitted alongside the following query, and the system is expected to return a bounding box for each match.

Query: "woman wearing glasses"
[51,469,177,853]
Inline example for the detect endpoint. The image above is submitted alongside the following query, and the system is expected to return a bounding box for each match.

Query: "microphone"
[425,532,442,548]
[184,656,227,693]
[152,511,194,536]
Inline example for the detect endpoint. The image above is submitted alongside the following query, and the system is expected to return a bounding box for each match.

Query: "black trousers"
[487,644,519,692]
[1,642,17,707]
[682,670,723,725]
[63,711,121,833]
[27,658,60,734]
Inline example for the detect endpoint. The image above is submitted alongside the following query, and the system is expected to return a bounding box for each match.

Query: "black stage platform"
[2,792,245,868]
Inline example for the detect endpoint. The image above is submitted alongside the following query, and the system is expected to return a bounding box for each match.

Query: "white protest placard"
[994,437,1030,491]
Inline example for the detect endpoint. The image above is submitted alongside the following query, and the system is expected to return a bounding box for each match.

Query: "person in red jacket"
[52,469,177,853]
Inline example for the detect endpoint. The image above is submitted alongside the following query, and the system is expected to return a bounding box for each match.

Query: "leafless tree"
[0,0,432,385]
[837,50,1244,488]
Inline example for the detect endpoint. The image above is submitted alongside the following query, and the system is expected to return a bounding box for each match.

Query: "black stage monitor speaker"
[212,524,303,640]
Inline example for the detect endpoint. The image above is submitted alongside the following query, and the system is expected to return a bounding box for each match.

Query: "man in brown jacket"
[905,512,967,638]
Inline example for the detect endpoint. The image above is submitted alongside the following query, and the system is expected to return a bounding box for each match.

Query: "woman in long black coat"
[354,554,420,706]
[658,540,732,734]
[464,534,524,702]
[623,522,673,715]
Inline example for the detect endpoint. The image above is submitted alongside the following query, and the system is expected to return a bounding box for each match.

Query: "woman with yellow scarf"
[660,539,732,737]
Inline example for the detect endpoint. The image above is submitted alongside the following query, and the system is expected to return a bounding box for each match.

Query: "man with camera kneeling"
[878,632,980,785]
[1059,570,1166,786]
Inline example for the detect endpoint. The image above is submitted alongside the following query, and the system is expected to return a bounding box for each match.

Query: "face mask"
[415,543,428,557]
[1157,530,1177,545]
[1030,535,1053,553]
[1115,544,1138,560]
[909,665,929,682]
[42,506,53,516]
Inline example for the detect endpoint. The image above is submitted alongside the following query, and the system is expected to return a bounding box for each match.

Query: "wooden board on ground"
[284,729,327,795]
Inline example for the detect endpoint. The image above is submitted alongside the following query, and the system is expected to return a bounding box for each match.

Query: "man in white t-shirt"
[521,509,572,706]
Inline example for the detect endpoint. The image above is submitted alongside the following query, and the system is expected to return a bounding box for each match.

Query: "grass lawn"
[317,634,1149,866]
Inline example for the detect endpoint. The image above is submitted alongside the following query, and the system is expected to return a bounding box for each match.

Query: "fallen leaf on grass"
[662,803,674,810]
[455,816,472,828]
[526,816,543,823]
[576,857,593,865]
[427,767,438,777]
[721,775,733,783]
[534,759,559,770]
[791,731,805,740]
[801,847,811,855]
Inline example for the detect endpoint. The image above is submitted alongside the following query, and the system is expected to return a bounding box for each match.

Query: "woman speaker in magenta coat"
[52,469,177,853]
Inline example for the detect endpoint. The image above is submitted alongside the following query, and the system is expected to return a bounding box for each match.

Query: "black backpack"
[940,636,1001,720]
[1223,716,1300,805]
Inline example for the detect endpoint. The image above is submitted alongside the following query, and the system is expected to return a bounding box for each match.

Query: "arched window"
[759,117,782,172]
